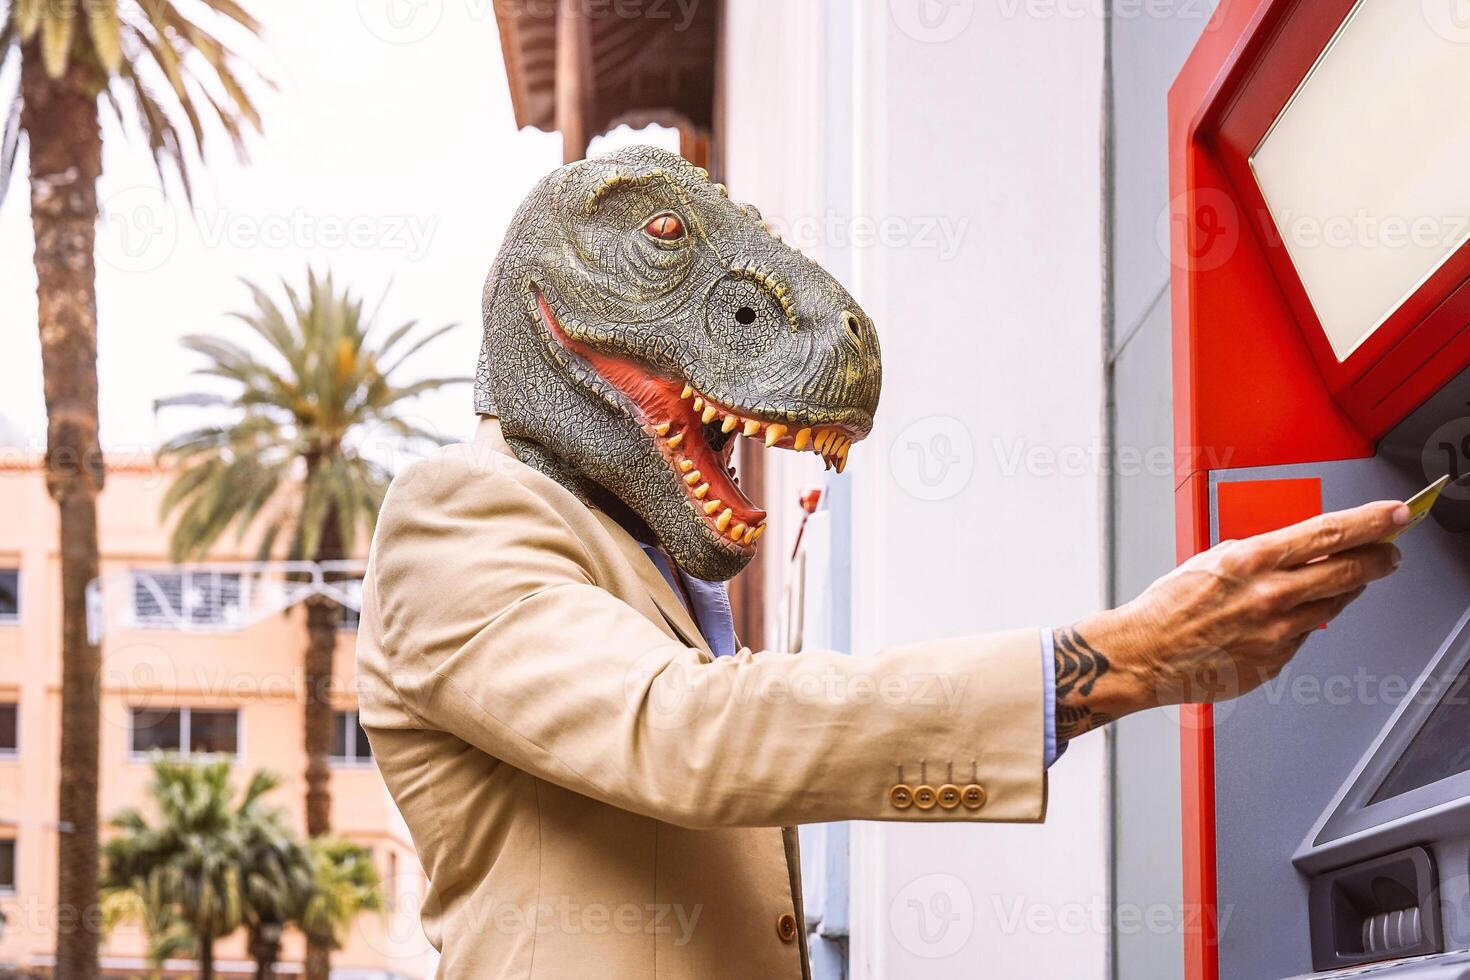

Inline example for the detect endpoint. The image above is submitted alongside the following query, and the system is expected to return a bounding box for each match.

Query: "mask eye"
[643,212,685,242]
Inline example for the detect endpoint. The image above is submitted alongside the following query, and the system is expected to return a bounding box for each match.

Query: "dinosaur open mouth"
[534,291,861,551]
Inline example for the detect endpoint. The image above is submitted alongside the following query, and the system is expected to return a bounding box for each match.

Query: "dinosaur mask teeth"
[676,385,855,471]
[533,288,861,552]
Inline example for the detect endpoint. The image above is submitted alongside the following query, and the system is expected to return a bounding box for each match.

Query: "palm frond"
[378,322,462,378]
[196,0,264,35]
[101,757,340,965]
[131,12,205,153]
[158,273,462,563]
[38,3,74,78]
[8,0,270,201]
[13,0,43,40]
[386,375,472,402]
[117,56,194,202]
[84,1,124,73]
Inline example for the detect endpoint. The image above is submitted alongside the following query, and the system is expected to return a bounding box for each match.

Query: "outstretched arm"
[1051,500,1407,743]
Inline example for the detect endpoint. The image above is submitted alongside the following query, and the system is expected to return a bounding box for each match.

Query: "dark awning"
[493,0,719,163]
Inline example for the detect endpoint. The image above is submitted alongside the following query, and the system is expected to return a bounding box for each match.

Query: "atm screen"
[1370,661,1470,804]
[1311,607,1470,848]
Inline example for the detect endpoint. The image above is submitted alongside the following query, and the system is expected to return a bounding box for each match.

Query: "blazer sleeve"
[366,450,1048,829]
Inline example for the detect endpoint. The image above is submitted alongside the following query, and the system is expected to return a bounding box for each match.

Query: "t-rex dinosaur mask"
[476,145,883,581]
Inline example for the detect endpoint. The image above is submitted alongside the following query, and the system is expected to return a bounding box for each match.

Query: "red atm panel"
[1170,1,1470,977]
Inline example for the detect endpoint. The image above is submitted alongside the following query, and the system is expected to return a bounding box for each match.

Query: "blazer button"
[937,784,962,810]
[777,912,799,944]
[888,784,915,809]
[961,784,987,810]
[913,785,938,810]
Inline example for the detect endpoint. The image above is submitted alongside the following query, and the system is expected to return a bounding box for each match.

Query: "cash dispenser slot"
[1308,847,1442,972]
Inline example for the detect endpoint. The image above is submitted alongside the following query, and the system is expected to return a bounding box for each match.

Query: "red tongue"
[535,293,766,527]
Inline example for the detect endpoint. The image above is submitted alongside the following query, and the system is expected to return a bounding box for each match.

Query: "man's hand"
[1054,500,1410,740]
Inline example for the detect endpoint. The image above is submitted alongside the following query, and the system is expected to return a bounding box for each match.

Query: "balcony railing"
[86,560,367,642]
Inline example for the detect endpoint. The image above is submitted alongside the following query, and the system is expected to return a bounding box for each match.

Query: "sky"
[0,0,677,461]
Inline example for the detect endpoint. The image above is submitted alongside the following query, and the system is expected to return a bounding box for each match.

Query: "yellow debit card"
[1378,475,1451,543]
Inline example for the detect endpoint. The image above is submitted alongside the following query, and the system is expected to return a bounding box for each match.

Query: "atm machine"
[1170,0,1470,977]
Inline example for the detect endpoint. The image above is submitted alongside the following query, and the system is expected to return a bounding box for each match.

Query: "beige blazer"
[355,418,1048,979]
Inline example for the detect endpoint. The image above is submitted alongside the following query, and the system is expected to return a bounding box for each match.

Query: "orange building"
[0,455,434,978]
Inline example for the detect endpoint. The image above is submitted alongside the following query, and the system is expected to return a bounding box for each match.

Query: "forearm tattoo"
[1054,626,1113,742]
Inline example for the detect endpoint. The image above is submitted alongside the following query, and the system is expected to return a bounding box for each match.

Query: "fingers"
[1255,501,1410,569]
[1276,586,1366,640]
[1274,543,1400,605]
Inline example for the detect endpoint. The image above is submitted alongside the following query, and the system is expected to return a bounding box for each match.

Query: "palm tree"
[295,838,383,974]
[102,758,287,980]
[1,5,266,976]
[238,799,317,980]
[156,269,462,977]
[104,758,386,980]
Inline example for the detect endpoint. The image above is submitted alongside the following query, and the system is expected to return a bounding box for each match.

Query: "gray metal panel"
[1108,3,1219,977]
[1208,368,1470,980]
[1105,3,1223,975]
[1109,0,1220,356]
[1111,267,1186,980]
[1280,949,1470,979]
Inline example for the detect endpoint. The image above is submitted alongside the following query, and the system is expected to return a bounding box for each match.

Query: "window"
[129,707,240,759]
[0,703,15,758]
[131,570,242,629]
[335,578,364,632]
[0,569,17,622]
[331,710,373,766]
[0,838,14,893]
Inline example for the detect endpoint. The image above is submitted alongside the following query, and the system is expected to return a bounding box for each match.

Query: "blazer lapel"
[474,417,714,659]
[592,510,715,660]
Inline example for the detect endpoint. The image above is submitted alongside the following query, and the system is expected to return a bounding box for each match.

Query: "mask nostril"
[735,306,757,325]
[843,311,862,341]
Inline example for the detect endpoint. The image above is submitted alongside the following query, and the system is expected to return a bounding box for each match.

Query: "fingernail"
[1393,504,1412,526]
[1391,547,1403,569]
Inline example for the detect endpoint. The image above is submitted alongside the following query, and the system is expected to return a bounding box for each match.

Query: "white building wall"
[724,0,1111,977]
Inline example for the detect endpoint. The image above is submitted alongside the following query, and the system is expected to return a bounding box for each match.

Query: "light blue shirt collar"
[636,542,738,658]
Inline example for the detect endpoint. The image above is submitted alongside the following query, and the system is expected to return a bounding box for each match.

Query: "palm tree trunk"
[20,41,105,980]
[303,591,336,837]
[304,499,343,980]
[199,928,216,980]
[250,923,281,980]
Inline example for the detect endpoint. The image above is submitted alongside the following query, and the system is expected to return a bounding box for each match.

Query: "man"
[355,146,1406,978]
